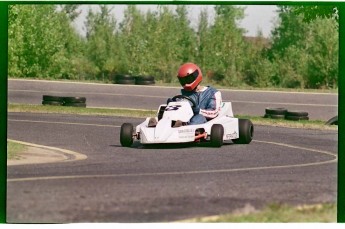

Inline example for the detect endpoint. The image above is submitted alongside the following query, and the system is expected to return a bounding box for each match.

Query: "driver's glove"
[192,106,200,114]
[166,98,173,104]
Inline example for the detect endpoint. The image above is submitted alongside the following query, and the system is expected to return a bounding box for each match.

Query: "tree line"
[8,4,338,89]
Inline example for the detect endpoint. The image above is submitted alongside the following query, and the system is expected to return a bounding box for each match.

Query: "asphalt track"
[7,111,337,223]
[8,79,338,121]
[7,79,338,222]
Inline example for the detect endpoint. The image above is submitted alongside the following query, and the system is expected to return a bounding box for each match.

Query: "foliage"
[269,6,338,89]
[8,5,85,79]
[8,5,339,89]
[292,5,339,22]
[85,5,118,80]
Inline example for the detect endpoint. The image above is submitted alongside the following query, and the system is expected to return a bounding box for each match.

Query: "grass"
[8,103,337,131]
[8,103,156,118]
[7,140,27,160]
[183,203,337,223]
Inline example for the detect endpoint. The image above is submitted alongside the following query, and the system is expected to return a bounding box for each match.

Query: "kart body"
[120,96,253,147]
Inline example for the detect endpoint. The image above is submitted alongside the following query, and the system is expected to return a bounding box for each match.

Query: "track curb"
[7,139,87,166]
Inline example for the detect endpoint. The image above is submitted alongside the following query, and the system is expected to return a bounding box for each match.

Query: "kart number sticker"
[165,105,181,111]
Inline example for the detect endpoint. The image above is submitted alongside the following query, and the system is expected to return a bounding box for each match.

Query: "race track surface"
[8,79,338,121]
[7,112,337,223]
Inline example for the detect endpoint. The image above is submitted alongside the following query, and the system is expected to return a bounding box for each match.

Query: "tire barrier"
[135,76,155,85]
[285,110,309,121]
[42,95,86,108]
[325,116,338,125]
[264,107,309,121]
[113,74,155,85]
[62,97,87,107]
[114,74,135,85]
[264,108,287,119]
[42,95,64,106]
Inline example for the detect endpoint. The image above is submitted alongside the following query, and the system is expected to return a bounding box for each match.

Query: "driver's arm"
[200,91,222,119]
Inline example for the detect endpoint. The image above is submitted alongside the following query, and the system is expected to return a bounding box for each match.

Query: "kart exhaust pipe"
[194,133,207,141]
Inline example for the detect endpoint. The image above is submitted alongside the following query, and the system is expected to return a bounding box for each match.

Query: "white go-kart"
[120,95,253,147]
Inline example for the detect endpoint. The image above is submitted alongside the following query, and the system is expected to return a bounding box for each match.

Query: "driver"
[149,62,222,127]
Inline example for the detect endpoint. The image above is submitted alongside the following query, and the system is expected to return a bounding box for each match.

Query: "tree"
[196,8,211,78]
[85,5,118,80]
[118,5,150,76]
[268,6,338,88]
[292,5,338,22]
[8,5,79,78]
[59,4,81,21]
[203,5,246,86]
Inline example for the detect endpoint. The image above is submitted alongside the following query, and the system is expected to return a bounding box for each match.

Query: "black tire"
[285,116,309,121]
[63,102,86,108]
[325,116,338,125]
[42,101,63,106]
[120,123,134,147]
[114,74,135,84]
[115,79,136,84]
[286,110,309,117]
[210,124,224,147]
[42,95,63,102]
[115,74,135,80]
[264,114,285,119]
[135,75,154,81]
[63,97,86,103]
[265,107,287,115]
[232,119,254,144]
[135,79,155,85]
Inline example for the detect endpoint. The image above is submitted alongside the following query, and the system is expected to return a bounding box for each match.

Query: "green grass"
[8,103,337,131]
[7,140,27,160]
[183,203,337,223]
[8,103,156,118]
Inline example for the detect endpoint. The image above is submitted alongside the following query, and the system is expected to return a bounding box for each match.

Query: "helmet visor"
[178,69,199,86]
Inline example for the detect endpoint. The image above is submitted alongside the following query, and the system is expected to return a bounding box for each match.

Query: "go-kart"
[120,95,253,147]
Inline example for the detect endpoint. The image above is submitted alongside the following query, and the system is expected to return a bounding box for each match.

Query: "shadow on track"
[110,141,234,149]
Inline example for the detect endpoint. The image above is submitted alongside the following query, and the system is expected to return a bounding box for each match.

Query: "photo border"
[1,0,343,223]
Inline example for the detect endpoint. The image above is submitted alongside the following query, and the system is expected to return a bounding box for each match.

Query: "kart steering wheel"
[171,95,197,108]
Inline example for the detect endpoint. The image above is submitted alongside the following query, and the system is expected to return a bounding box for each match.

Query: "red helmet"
[177,63,203,91]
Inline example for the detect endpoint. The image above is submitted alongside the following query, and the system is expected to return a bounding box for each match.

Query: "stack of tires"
[114,74,155,85]
[264,107,309,121]
[42,95,86,108]
[114,75,135,85]
[284,110,309,121]
[63,97,87,108]
[134,76,155,85]
[42,95,64,106]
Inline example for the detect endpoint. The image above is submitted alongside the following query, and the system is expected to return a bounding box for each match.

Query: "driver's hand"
[192,106,200,114]
[166,98,173,104]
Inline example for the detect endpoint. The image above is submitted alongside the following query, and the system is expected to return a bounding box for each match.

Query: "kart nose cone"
[154,118,172,141]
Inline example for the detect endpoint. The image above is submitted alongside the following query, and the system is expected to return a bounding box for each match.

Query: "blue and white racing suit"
[181,86,222,125]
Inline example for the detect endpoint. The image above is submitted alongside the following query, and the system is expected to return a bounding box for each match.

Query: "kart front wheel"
[120,123,134,147]
[210,124,224,147]
[232,119,253,144]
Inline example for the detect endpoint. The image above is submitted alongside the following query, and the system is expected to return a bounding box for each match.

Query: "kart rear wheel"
[120,123,134,147]
[233,119,253,144]
[210,124,224,147]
